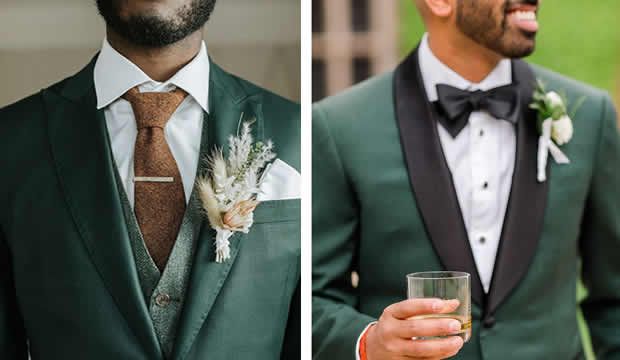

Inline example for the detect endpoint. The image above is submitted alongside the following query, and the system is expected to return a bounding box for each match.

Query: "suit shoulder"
[0,77,71,163]
[531,64,609,100]
[532,64,616,149]
[223,71,300,140]
[0,92,43,121]
[314,71,394,119]
[212,66,300,168]
[313,71,395,143]
[0,75,72,125]
[0,92,48,145]
[212,66,299,116]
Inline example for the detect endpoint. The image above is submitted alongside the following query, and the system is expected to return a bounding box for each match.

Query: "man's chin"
[498,32,537,58]
[512,41,536,58]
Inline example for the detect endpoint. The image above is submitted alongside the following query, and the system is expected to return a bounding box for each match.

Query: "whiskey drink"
[408,314,472,342]
[407,271,472,343]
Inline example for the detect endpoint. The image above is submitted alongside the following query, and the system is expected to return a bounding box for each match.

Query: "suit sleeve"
[312,105,375,359]
[280,283,300,359]
[580,94,620,359]
[0,226,28,358]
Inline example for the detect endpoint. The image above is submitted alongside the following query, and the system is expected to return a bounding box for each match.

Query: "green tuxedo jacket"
[0,57,300,359]
[312,48,620,359]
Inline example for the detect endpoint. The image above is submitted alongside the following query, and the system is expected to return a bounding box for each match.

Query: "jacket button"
[483,315,496,329]
[155,293,171,307]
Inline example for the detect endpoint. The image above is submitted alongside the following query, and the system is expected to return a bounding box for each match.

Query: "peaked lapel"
[486,60,549,315]
[393,48,484,306]
[43,58,163,358]
[172,61,265,360]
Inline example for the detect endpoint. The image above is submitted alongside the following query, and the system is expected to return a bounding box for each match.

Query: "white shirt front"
[418,34,516,293]
[93,38,210,207]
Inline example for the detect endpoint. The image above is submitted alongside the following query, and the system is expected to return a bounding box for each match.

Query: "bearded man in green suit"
[313,0,620,359]
[0,1,300,359]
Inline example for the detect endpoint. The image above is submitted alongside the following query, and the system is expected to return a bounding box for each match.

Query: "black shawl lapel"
[486,59,549,316]
[393,48,484,306]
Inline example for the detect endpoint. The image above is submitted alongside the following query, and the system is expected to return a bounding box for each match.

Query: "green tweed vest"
[110,117,209,357]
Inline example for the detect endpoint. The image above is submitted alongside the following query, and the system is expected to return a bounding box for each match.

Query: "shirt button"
[483,181,489,189]
[155,293,171,307]
[479,129,484,137]
[479,236,486,244]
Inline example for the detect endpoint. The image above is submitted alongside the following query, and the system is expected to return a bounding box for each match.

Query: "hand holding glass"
[407,271,471,342]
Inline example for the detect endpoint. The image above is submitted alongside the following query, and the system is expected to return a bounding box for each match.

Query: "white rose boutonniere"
[196,118,276,263]
[529,81,584,182]
[551,115,573,146]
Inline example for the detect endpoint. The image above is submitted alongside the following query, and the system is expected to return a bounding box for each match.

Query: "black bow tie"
[435,83,521,137]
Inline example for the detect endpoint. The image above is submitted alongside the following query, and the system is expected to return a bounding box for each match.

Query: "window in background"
[311,0,398,100]
[313,0,324,33]
[352,57,371,84]
[312,59,327,102]
[351,0,370,32]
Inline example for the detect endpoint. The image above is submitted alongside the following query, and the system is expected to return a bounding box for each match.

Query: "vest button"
[155,293,171,307]
[483,315,496,329]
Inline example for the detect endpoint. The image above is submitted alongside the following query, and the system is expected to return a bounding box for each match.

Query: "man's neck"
[427,32,504,84]
[106,29,203,82]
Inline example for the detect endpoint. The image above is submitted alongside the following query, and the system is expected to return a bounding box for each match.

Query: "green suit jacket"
[312,48,620,359]
[0,57,300,359]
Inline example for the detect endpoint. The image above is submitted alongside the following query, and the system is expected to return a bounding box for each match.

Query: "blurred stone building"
[0,0,300,107]
[312,0,399,101]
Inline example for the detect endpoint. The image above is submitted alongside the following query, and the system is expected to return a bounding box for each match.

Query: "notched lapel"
[486,60,550,315]
[393,49,485,306]
[43,60,162,359]
[172,62,265,360]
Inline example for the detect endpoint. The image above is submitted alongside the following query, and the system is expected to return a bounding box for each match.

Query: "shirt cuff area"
[355,321,378,360]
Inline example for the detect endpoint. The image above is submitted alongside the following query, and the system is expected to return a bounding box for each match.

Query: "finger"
[386,299,460,319]
[401,336,464,358]
[393,317,463,338]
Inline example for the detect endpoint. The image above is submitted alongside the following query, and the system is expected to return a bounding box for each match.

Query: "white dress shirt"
[93,38,210,207]
[418,34,516,292]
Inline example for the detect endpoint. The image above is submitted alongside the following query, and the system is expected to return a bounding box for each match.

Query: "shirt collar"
[94,38,210,112]
[418,33,512,102]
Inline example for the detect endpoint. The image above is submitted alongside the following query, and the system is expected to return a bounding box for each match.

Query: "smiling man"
[313,0,620,359]
[0,1,300,359]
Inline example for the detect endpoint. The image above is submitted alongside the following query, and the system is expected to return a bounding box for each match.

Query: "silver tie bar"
[133,176,174,183]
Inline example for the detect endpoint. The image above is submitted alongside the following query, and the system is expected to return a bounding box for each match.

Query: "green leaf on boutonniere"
[551,107,564,120]
[569,96,587,119]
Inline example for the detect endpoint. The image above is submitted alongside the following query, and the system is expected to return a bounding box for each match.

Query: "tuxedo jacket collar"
[393,47,548,315]
[44,55,265,360]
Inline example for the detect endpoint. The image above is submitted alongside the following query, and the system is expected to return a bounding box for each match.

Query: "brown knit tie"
[123,86,188,271]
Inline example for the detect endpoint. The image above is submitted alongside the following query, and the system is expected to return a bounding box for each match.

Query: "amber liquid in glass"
[408,314,472,342]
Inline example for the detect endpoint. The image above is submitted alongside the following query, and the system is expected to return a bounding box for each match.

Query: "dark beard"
[96,0,217,47]
[456,0,537,59]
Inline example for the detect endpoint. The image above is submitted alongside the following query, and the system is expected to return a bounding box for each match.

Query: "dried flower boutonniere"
[197,118,276,263]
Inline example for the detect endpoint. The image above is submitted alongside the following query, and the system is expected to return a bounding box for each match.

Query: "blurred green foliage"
[400,0,620,99]
[400,1,620,358]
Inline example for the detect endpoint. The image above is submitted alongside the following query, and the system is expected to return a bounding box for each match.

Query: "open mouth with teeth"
[506,4,539,33]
